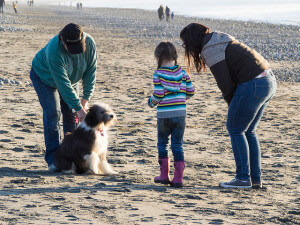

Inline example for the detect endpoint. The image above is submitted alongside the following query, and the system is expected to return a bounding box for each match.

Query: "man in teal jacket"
[30,23,97,171]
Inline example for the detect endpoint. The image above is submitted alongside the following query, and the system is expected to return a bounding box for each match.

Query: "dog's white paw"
[97,170,118,176]
[107,170,118,175]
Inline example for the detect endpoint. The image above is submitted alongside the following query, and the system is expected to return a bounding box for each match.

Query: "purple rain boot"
[154,158,171,184]
[171,161,185,188]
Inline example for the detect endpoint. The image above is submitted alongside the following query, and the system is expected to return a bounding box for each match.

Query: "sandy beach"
[0,4,299,225]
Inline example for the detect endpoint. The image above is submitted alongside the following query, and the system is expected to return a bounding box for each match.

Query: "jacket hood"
[156,65,183,92]
[202,31,235,51]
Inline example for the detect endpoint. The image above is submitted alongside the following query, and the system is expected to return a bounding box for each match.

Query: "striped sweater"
[148,65,195,118]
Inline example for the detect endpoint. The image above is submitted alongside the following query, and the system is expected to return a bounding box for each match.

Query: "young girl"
[148,42,195,188]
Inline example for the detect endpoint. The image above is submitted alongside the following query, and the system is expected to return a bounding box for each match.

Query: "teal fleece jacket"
[32,33,97,111]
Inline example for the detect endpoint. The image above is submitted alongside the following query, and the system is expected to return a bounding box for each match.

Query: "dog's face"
[84,103,116,130]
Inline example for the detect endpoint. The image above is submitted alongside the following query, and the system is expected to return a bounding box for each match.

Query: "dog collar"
[97,129,104,136]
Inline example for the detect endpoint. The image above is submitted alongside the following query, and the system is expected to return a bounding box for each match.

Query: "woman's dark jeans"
[30,67,77,166]
[227,72,277,182]
[157,116,186,162]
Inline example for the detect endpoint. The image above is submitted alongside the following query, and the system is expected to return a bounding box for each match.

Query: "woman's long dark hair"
[180,23,210,73]
[154,42,178,69]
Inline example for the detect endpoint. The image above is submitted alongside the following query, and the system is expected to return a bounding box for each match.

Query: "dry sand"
[0,5,299,225]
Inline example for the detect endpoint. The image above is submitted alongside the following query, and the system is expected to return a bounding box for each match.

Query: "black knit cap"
[60,23,86,54]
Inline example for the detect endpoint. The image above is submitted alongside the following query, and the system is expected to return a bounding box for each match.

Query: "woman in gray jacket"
[180,23,277,189]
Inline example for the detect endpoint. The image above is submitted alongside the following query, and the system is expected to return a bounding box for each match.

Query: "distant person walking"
[171,12,174,20]
[30,23,97,172]
[157,5,164,21]
[165,6,170,22]
[12,1,17,13]
[148,42,195,188]
[0,0,5,13]
[180,23,277,189]
[76,2,82,10]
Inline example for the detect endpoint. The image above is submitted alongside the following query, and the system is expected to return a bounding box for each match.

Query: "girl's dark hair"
[154,42,178,69]
[180,23,210,73]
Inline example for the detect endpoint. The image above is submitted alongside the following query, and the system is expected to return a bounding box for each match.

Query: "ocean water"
[58,0,300,26]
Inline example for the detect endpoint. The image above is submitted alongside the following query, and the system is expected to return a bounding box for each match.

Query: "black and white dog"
[54,102,117,175]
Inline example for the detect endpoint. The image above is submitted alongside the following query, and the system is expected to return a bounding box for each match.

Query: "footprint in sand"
[15,136,25,139]
[25,204,38,208]
[11,124,22,128]
[136,159,151,164]
[54,197,66,201]
[12,147,23,152]
[19,128,32,133]
[0,139,11,143]
[66,215,79,221]
[51,205,64,210]
[112,148,128,152]
[210,219,224,224]
[109,158,127,164]
[10,178,29,184]
[141,217,155,222]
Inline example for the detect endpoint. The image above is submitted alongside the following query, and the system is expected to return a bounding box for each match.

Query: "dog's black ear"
[84,104,106,127]
[84,105,99,127]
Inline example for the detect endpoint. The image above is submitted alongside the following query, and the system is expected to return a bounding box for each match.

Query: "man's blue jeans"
[30,67,77,166]
[227,73,277,182]
[157,116,186,162]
